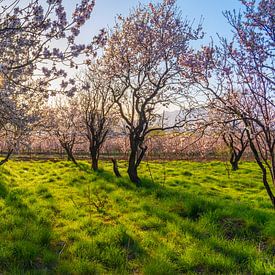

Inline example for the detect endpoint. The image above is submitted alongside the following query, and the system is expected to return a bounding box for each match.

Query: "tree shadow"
[73,160,274,272]
[76,161,138,190]
[0,169,9,199]
[76,162,91,173]
[139,186,274,273]
[0,186,59,273]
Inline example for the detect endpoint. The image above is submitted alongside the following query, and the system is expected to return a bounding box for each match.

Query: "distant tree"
[180,0,275,206]
[207,102,249,170]
[43,102,82,164]
[0,91,40,164]
[78,62,117,171]
[103,0,202,184]
[0,120,31,165]
[222,122,248,171]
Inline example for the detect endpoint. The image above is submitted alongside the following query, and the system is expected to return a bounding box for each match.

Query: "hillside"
[0,160,274,274]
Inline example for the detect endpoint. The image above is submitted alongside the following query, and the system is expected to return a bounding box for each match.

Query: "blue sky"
[71,0,243,45]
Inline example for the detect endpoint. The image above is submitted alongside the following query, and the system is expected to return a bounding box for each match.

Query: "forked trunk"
[230,152,240,171]
[64,146,77,165]
[223,133,247,172]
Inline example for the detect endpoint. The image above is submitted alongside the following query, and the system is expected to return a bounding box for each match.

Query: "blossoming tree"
[42,101,83,164]
[102,0,202,184]
[77,61,117,171]
[180,0,275,206]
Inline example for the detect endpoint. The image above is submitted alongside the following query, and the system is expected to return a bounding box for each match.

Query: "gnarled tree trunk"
[127,134,147,186]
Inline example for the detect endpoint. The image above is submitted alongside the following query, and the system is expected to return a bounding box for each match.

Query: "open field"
[0,160,274,274]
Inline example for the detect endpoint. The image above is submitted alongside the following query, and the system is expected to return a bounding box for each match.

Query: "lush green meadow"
[0,160,274,274]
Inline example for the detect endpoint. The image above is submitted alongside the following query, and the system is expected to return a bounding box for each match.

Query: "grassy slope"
[0,160,274,274]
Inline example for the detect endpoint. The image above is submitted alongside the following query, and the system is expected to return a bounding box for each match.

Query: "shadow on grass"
[76,162,274,225]
[76,161,137,190]
[74,161,274,273]
[139,186,274,273]
[76,162,91,173]
[0,179,9,199]
[0,187,59,273]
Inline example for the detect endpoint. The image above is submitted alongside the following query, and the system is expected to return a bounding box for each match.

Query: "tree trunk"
[111,158,121,177]
[64,146,77,165]
[229,152,240,171]
[230,160,239,171]
[91,148,99,171]
[127,149,141,185]
[261,166,275,208]
[246,129,275,208]
[128,163,140,185]
[223,133,247,172]
[70,154,77,165]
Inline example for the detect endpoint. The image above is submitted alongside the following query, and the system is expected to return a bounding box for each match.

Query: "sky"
[72,0,244,46]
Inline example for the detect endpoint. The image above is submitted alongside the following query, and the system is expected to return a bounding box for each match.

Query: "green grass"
[0,160,274,274]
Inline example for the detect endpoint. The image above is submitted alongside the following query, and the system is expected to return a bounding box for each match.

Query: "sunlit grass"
[0,160,274,274]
